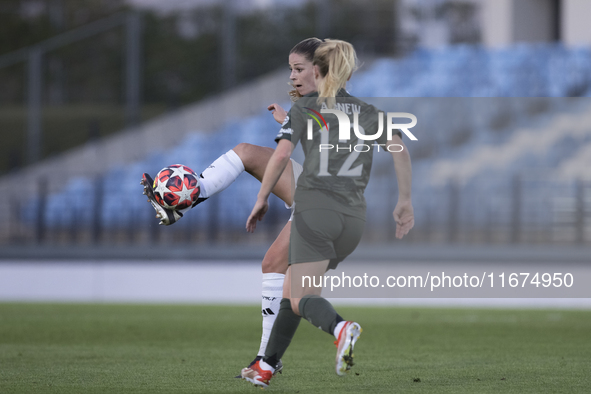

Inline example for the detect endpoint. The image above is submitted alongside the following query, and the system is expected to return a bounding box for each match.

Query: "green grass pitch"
[1,303,590,393]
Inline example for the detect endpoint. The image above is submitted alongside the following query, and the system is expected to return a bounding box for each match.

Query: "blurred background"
[0,0,590,265]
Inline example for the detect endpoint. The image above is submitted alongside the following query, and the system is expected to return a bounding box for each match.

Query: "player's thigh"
[233,143,294,206]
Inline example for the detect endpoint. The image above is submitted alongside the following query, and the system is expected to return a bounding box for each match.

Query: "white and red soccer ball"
[153,164,200,210]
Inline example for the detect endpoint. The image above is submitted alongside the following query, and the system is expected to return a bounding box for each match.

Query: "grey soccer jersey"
[275,90,400,219]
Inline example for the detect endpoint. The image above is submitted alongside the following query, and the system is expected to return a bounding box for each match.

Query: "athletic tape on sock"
[198,149,245,198]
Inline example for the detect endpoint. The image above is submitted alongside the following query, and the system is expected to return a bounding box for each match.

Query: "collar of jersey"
[302,88,351,98]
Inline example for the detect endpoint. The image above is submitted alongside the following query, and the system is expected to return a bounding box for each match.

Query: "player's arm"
[388,134,414,239]
[246,139,293,232]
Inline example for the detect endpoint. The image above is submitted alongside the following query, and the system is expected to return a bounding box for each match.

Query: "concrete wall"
[1,259,590,306]
[482,0,559,47]
[481,0,514,47]
[513,0,557,42]
[562,0,591,46]
[482,0,591,47]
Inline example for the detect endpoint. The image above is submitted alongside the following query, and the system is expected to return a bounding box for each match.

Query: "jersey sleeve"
[275,103,305,145]
[275,108,294,143]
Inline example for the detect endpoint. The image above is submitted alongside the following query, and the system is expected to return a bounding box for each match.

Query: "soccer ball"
[153,164,201,210]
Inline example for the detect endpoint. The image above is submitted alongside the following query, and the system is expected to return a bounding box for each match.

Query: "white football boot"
[334,321,362,376]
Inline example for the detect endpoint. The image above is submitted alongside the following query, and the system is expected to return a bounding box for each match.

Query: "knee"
[232,143,252,165]
[261,240,288,274]
[261,251,287,274]
[232,142,250,154]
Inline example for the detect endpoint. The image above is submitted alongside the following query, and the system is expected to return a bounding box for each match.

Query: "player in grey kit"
[242,39,414,388]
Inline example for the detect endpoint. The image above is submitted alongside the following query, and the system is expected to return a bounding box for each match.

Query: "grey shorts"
[289,209,365,270]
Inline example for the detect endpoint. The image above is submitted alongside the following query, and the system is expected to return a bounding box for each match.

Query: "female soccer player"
[142,38,323,374]
[242,39,414,387]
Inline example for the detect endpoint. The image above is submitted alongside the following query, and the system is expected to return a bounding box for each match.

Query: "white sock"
[257,273,285,357]
[259,360,275,373]
[334,321,347,339]
[198,149,245,199]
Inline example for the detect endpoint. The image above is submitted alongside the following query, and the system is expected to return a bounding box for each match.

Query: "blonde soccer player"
[242,39,414,388]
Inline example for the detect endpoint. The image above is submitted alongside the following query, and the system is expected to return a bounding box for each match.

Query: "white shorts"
[287,159,303,221]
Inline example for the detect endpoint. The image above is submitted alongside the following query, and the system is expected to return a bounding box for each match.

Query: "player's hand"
[246,198,269,233]
[393,200,414,239]
[267,103,287,125]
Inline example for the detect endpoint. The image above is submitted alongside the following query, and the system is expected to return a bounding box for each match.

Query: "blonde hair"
[313,39,358,107]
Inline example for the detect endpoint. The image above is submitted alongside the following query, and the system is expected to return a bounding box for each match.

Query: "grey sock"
[263,298,301,367]
[298,294,343,335]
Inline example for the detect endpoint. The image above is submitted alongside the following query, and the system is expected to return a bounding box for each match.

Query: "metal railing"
[1,174,589,247]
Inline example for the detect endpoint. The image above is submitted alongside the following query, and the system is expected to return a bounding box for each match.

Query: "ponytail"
[313,39,358,107]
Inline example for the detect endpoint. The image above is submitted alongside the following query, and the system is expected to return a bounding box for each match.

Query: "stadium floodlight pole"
[221,0,236,89]
[393,0,402,54]
[27,46,43,165]
[125,11,142,127]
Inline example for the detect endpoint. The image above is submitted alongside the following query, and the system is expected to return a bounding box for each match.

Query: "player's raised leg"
[142,143,295,225]
[142,142,297,377]
[229,143,295,207]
